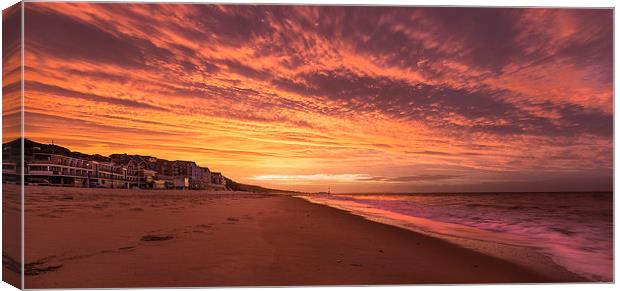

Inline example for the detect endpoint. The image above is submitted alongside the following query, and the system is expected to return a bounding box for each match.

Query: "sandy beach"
[10,185,586,288]
[2,184,21,289]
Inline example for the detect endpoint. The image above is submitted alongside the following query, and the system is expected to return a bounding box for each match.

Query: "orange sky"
[7,3,613,192]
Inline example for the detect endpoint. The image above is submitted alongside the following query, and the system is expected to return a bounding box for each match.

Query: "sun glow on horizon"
[6,3,612,193]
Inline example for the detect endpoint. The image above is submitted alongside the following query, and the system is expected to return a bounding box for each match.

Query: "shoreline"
[295,195,590,282]
[16,186,589,287]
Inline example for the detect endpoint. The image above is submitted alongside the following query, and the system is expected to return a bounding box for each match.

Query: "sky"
[9,3,613,192]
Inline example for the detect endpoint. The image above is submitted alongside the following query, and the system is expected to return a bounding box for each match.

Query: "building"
[172,161,202,189]
[153,174,174,189]
[2,141,21,184]
[2,161,17,182]
[24,153,144,188]
[209,172,227,190]
[110,154,159,188]
[211,172,225,185]
[26,152,94,187]
[3,139,231,190]
[196,167,212,189]
[138,169,157,188]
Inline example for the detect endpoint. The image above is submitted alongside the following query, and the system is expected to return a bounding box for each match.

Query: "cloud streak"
[18,3,613,192]
[250,173,461,183]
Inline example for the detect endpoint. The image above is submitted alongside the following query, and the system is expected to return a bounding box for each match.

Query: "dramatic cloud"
[18,3,613,192]
[26,81,167,111]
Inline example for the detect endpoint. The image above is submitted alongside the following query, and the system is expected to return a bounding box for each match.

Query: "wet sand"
[10,185,585,288]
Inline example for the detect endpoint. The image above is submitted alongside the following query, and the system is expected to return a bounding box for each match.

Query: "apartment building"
[6,139,229,190]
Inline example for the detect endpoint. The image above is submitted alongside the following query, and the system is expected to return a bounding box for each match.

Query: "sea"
[299,192,613,281]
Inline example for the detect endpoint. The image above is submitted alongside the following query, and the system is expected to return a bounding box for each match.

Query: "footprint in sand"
[24,256,63,276]
[3,254,21,274]
[226,217,239,224]
[25,264,63,276]
[140,235,173,242]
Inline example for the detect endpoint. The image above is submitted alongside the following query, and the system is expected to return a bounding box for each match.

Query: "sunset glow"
[12,3,613,192]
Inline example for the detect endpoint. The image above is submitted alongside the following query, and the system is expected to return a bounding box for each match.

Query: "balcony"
[31,160,55,164]
[30,161,93,169]
[27,170,54,175]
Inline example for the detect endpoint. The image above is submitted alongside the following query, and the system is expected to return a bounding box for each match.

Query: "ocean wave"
[299,192,612,281]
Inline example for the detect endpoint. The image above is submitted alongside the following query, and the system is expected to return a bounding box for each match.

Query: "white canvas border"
[0,1,617,291]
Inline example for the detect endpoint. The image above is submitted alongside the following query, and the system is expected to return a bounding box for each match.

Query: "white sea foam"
[299,192,613,281]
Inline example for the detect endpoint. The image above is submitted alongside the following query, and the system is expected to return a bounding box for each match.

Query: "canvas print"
[1,1,614,288]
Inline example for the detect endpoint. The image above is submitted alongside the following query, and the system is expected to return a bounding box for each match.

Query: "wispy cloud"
[250,173,461,183]
[16,3,613,192]
[250,174,373,182]
[365,175,462,182]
